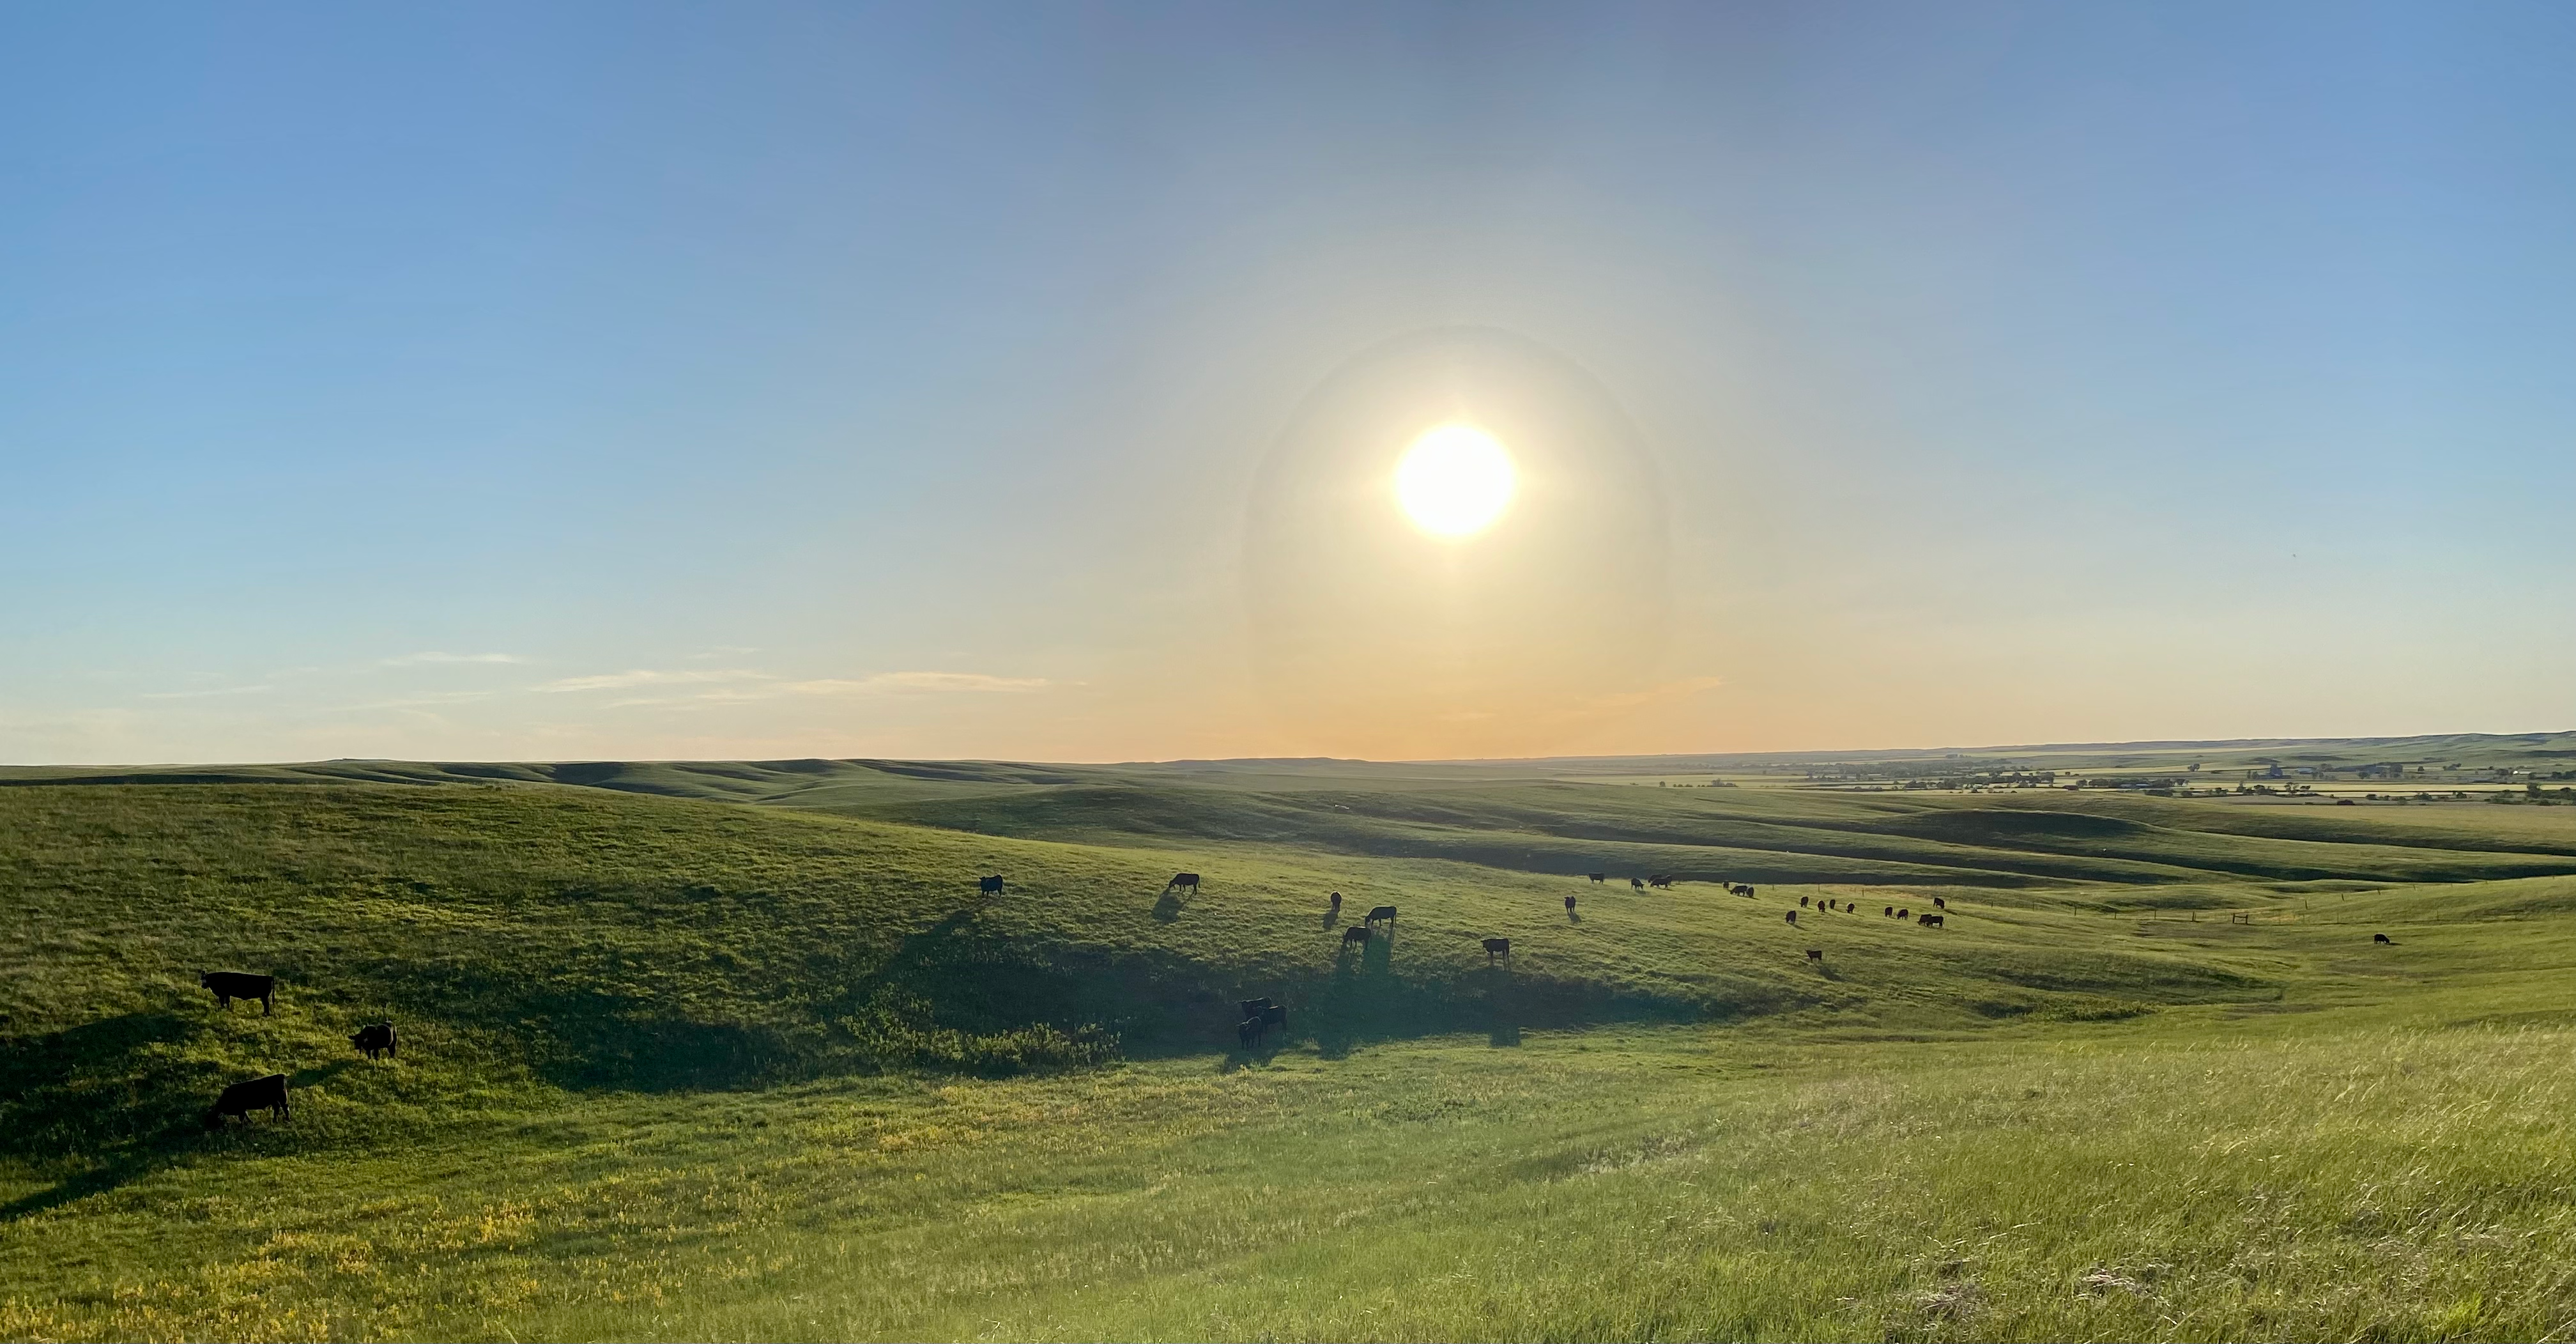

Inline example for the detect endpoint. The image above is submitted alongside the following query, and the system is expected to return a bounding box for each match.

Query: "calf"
[978,874,1004,896]
[199,971,275,1014]
[1483,937,1511,964]
[2373,932,2393,944]
[1365,904,1399,929]
[349,1021,397,1060]
[1342,925,1372,947]
[206,1074,289,1128]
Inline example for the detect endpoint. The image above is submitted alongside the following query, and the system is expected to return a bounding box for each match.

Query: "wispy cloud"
[382,651,525,667]
[785,672,1050,695]
[140,684,276,700]
[537,668,771,693]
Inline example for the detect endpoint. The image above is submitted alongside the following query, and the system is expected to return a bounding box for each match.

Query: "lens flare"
[1395,424,1515,537]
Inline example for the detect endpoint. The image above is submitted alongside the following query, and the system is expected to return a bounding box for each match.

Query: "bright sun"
[1395,424,1515,538]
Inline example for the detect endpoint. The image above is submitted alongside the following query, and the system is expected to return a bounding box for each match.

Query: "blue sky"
[4,1,2570,763]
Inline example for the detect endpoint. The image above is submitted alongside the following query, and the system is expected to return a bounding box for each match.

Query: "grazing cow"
[1799,895,1811,908]
[978,875,1004,896]
[349,1021,397,1060]
[1897,908,1910,920]
[1483,938,1512,964]
[205,1074,289,1129]
[1919,914,1944,928]
[199,971,275,1014]
[1166,872,1201,895]
[1884,906,1894,916]
[1738,884,1758,899]
[2373,932,2393,944]
[1805,949,1823,962]
[1933,896,1947,910]
[1365,904,1398,929]
[1630,877,1646,891]
[1342,925,1372,947]
[1588,872,1606,884]
[1649,875,1673,889]
[1784,910,1798,925]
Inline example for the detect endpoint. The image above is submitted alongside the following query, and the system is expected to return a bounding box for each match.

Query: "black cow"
[1238,1017,1261,1049]
[978,875,1004,896]
[1588,872,1607,884]
[1884,906,1894,916]
[1565,894,1578,915]
[1342,925,1372,947]
[1329,892,1343,913]
[1167,872,1200,895]
[206,1074,289,1128]
[1365,905,1397,929]
[200,971,275,1014]
[1933,896,1947,909]
[1805,948,1823,962]
[1784,910,1798,925]
[1736,884,1758,899]
[1630,877,1646,891]
[1897,908,1910,920]
[1649,875,1673,889]
[1239,997,1277,1020]
[1799,895,1811,908]
[1919,914,1944,928]
[1262,1003,1287,1032]
[2373,932,2393,944]
[349,1022,397,1060]
[1483,938,1511,964]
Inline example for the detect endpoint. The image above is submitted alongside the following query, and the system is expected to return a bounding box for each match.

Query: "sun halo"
[1395,424,1515,538]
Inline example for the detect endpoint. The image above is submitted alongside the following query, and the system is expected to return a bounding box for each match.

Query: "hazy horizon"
[8,1,2572,765]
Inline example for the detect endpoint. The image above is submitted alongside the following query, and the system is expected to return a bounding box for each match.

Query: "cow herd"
[192,972,399,1129]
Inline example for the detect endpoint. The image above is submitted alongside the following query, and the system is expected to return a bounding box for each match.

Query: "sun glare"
[1395,424,1515,538]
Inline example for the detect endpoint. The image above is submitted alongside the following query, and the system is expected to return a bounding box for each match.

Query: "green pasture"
[4,757,2576,1340]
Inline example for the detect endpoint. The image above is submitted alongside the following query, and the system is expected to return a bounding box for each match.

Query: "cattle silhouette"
[1340,925,1372,947]
[1165,872,1200,895]
[1365,904,1397,929]
[1483,938,1511,964]
[349,1022,397,1060]
[978,875,1004,896]
[206,1074,289,1128]
[199,971,275,1014]
[2373,932,2393,944]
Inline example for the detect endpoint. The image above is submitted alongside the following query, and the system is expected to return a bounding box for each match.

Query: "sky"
[3,1,2571,765]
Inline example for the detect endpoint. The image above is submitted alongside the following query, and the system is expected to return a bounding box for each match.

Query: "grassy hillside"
[6,765,2576,1340]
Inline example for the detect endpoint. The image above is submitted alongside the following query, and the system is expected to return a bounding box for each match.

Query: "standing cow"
[1365,905,1398,929]
[349,1022,397,1060]
[205,1074,289,1128]
[978,875,1004,896]
[1483,938,1512,964]
[199,971,275,1014]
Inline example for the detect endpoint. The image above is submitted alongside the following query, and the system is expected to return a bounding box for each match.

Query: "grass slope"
[4,771,2576,1340]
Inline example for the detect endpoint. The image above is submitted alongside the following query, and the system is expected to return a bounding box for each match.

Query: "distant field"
[6,739,2576,1340]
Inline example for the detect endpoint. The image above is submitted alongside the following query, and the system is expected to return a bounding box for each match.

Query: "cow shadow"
[1151,887,1188,923]
[1319,909,1340,930]
[1567,910,1583,924]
